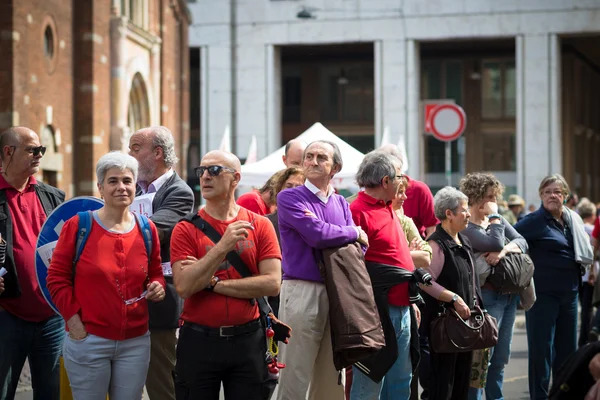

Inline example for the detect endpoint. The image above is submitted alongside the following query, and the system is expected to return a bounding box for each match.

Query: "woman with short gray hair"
[47,151,166,399]
[515,174,594,399]
[420,186,479,400]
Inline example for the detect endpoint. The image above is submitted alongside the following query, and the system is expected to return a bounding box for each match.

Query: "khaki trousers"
[276,280,345,400]
[145,328,177,400]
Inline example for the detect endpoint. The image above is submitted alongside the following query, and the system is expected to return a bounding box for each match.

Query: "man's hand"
[356,227,369,247]
[485,251,505,266]
[409,238,424,251]
[180,256,198,270]
[146,281,165,302]
[67,314,88,340]
[304,209,317,218]
[412,304,421,328]
[218,221,254,252]
[0,277,4,295]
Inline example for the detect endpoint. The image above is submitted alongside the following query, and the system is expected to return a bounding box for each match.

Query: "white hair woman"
[47,151,166,399]
[419,186,477,400]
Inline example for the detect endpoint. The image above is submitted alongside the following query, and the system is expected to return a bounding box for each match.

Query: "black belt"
[182,318,261,338]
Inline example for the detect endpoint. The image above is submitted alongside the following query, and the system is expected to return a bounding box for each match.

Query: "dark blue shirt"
[514,206,580,292]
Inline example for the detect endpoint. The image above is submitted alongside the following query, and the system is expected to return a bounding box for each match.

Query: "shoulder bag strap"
[188,215,273,316]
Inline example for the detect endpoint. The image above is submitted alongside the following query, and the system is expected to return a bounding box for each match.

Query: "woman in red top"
[47,151,166,400]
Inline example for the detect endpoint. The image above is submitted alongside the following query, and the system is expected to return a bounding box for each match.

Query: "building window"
[320,64,374,123]
[282,76,302,123]
[128,73,150,134]
[122,0,147,28]
[44,26,54,59]
[481,60,516,119]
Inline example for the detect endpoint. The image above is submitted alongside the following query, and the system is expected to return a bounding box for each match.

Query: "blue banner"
[35,196,104,314]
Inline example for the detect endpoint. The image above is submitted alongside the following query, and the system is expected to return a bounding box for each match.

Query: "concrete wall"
[188,0,600,204]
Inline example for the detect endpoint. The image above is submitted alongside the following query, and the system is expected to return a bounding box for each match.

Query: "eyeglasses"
[542,190,564,197]
[194,165,236,178]
[10,145,46,156]
[116,264,149,305]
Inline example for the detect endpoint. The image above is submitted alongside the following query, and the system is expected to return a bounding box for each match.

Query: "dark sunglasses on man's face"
[194,165,236,178]
[11,145,47,157]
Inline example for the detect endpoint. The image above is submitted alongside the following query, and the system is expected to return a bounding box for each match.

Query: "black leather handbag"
[430,252,499,353]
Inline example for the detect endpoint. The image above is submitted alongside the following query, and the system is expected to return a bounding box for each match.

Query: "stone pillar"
[517,33,562,205]
[266,44,281,155]
[151,42,161,126]
[109,16,129,151]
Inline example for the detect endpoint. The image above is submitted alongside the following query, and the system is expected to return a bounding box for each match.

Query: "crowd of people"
[1,124,600,400]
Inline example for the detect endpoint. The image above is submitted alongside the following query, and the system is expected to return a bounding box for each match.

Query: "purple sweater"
[277,185,359,282]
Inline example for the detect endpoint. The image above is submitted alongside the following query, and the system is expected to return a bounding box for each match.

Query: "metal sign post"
[445,141,452,186]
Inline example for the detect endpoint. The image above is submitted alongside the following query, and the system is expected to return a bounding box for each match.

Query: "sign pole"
[445,141,452,186]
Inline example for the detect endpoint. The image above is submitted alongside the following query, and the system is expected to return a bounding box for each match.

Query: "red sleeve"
[593,218,600,240]
[148,220,165,289]
[237,192,263,215]
[46,215,81,321]
[417,183,440,228]
[256,216,282,262]
[350,205,368,235]
[170,221,200,264]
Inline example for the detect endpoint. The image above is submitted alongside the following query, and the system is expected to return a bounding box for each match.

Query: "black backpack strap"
[187,214,273,316]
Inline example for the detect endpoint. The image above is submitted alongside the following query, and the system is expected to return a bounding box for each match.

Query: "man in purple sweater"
[276,141,368,400]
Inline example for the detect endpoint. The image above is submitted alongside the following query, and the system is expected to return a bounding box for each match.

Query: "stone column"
[266,44,281,155]
[517,33,562,204]
[109,16,129,151]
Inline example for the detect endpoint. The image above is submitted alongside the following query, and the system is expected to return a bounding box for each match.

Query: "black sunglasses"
[194,165,236,178]
[11,145,46,157]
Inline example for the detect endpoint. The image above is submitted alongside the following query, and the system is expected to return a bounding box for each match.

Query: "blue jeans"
[0,311,64,400]
[525,291,578,400]
[351,305,412,400]
[63,332,151,400]
[467,289,518,400]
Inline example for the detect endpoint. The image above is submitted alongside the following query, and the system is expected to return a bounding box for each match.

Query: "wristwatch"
[205,276,220,291]
[449,294,459,306]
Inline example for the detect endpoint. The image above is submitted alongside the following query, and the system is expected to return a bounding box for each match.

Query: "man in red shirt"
[171,150,282,399]
[380,144,439,238]
[350,150,418,399]
[0,127,65,399]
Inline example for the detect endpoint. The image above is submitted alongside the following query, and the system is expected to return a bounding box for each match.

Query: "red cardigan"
[47,214,165,341]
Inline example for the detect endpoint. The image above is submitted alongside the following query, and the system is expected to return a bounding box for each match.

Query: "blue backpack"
[71,211,153,281]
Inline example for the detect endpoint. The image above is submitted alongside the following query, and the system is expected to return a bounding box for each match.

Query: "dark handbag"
[430,252,499,353]
[487,252,535,294]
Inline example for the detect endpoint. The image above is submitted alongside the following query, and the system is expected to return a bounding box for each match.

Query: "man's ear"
[232,172,241,188]
[154,146,163,160]
[332,163,341,175]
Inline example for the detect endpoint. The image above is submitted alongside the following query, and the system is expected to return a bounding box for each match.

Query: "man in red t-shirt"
[350,151,418,399]
[379,144,439,238]
[171,150,282,399]
[0,127,65,399]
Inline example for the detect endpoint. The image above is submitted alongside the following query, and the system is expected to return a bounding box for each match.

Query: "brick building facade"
[0,0,190,197]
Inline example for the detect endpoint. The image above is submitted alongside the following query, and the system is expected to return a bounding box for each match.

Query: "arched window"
[128,73,150,134]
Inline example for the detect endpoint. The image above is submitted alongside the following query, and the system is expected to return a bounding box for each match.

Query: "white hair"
[434,186,468,220]
[96,151,139,184]
[150,126,179,167]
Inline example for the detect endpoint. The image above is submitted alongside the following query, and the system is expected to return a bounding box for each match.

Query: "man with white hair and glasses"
[129,126,194,400]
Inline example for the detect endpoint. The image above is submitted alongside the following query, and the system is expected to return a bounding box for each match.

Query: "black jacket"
[353,262,431,383]
[137,172,195,329]
[0,182,65,298]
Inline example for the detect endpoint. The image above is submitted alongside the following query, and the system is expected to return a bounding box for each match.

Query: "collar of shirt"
[305,180,334,204]
[0,174,37,191]
[144,169,174,194]
[358,191,392,208]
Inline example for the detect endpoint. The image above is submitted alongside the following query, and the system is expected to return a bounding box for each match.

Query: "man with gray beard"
[129,126,194,400]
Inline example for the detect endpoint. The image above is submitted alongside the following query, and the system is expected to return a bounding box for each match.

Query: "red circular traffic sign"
[429,104,466,142]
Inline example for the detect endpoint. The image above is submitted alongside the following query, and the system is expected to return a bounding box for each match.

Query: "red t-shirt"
[350,192,415,306]
[47,214,165,340]
[170,208,281,327]
[237,190,270,216]
[0,175,55,322]
[403,176,439,238]
[592,218,600,240]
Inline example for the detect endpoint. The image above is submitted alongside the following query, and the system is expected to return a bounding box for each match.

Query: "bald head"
[0,127,36,159]
[202,150,242,171]
[283,139,307,168]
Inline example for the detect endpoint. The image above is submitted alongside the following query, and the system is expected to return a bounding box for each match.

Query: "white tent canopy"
[240,123,364,189]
